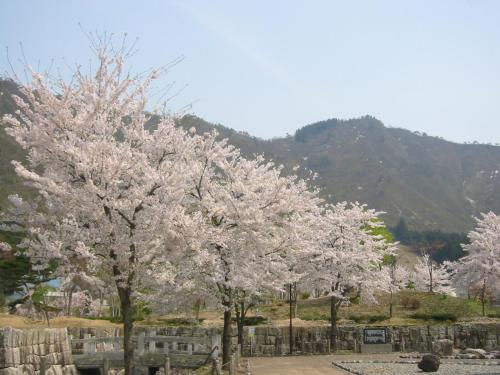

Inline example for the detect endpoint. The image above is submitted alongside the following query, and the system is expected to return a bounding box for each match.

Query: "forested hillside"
[2,79,499,232]
[179,115,500,232]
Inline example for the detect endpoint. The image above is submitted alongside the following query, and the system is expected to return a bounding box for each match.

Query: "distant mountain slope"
[0,80,34,209]
[289,116,500,231]
[179,116,500,232]
[1,79,499,232]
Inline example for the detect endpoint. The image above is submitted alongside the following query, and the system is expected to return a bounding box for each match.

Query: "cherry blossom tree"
[382,255,410,318]
[0,42,207,375]
[303,202,394,351]
[450,212,500,315]
[412,252,454,294]
[282,209,323,354]
[59,273,105,316]
[185,148,321,366]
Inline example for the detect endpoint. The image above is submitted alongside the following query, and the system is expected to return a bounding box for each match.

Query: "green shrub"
[84,316,124,323]
[300,292,311,300]
[409,312,457,322]
[241,316,267,326]
[133,300,152,321]
[347,314,389,324]
[299,312,330,321]
[401,294,421,310]
[408,298,421,310]
[486,312,500,318]
[400,294,409,308]
[157,317,205,326]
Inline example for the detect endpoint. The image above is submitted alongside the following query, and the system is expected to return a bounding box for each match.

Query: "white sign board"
[363,328,387,344]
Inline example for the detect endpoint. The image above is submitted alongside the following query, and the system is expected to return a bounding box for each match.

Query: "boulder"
[432,339,453,356]
[418,354,440,372]
[465,348,487,358]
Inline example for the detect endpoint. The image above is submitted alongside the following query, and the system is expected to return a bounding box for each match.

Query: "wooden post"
[211,335,221,359]
[103,358,110,375]
[113,337,120,352]
[40,357,47,375]
[236,344,241,368]
[164,355,171,375]
[245,359,251,375]
[212,358,221,375]
[138,332,145,356]
[83,334,91,354]
[229,354,235,375]
[149,330,157,353]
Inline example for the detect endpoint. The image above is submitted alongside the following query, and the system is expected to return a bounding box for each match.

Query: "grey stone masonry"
[0,327,77,375]
[241,323,500,356]
[1,322,499,374]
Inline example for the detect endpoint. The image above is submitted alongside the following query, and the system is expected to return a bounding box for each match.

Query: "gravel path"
[333,361,500,375]
[250,354,500,375]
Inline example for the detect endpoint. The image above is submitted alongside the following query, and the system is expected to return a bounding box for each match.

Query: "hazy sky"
[1,0,500,144]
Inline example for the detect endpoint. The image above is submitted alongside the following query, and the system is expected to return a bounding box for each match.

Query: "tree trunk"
[389,291,393,318]
[222,292,233,370]
[67,285,75,316]
[235,301,245,347]
[481,278,486,317]
[429,266,433,293]
[289,284,294,355]
[44,310,51,327]
[98,290,103,318]
[222,304,232,370]
[194,298,202,321]
[330,296,339,352]
[118,286,134,375]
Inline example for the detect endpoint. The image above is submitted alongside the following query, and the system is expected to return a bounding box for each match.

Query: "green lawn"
[254,291,500,325]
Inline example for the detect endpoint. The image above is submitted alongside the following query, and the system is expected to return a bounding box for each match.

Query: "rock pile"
[418,354,440,372]
[0,327,77,375]
[455,348,500,359]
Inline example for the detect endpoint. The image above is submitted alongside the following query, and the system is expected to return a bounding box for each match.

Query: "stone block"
[264,336,276,345]
[63,366,77,375]
[432,339,453,356]
[260,345,275,356]
[0,368,18,375]
[465,348,487,358]
[360,343,392,353]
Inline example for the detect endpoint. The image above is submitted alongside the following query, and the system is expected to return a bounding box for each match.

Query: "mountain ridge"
[1,79,499,232]
[178,115,500,232]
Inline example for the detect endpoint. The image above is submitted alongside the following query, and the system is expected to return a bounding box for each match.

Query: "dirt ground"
[0,312,322,330]
[249,353,403,375]
[0,313,120,329]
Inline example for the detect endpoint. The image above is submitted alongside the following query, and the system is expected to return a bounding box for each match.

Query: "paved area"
[249,354,401,375]
[249,354,500,375]
[249,355,351,375]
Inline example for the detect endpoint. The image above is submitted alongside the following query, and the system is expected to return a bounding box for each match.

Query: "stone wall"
[241,323,500,356]
[0,328,77,375]
[1,323,499,374]
[67,324,499,357]
[66,326,220,340]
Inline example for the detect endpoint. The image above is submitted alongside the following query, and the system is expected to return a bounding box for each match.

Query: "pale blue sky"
[1,0,500,144]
